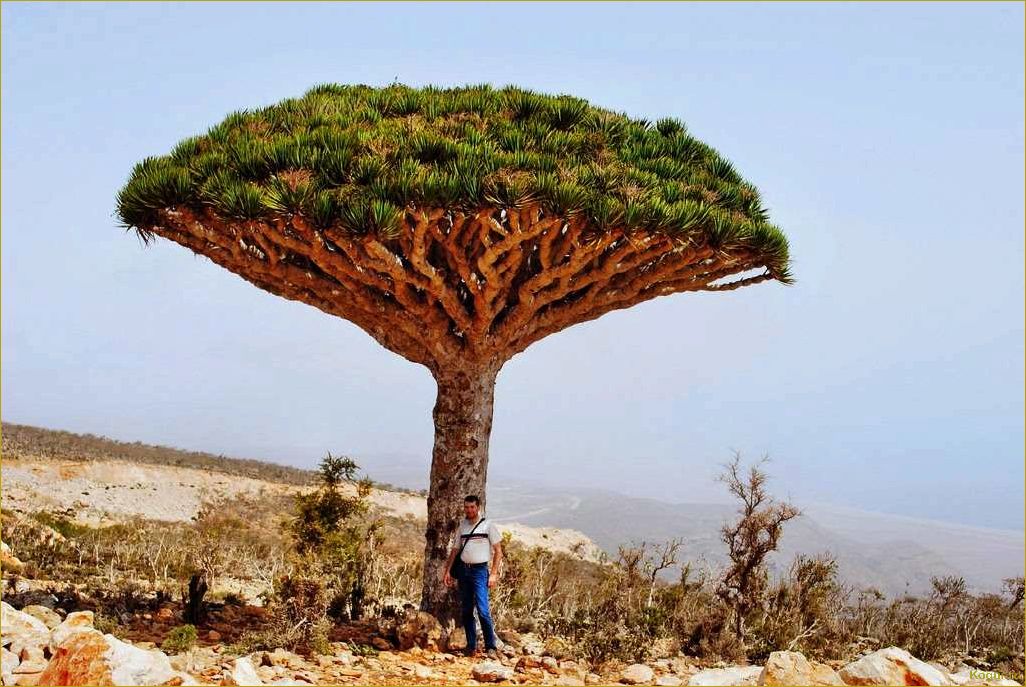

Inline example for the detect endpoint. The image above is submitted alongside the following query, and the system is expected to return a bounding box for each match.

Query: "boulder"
[2,647,20,685]
[37,629,180,686]
[35,631,113,685]
[688,666,762,686]
[222,657,263,686]
[49,611,95,652]
[839,647,954,686]
[0,603,48,642]
[21,607,60,631]
[12,647,46,675]
[472,661,515,682]
[622,664,655,684]
[759,651,844,686]
[0,603,48,659]
[396,610,443,651]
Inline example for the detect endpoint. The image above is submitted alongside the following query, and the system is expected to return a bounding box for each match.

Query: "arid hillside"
[1,422,1022,687]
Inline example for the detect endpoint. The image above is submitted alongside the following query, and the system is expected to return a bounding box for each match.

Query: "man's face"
[464,500,479,520]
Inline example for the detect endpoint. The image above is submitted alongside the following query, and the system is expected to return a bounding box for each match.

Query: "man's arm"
[488,543,503,588]
[442,543,458,587]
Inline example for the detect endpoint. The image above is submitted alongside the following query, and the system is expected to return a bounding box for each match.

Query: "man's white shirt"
[453,517,502,564]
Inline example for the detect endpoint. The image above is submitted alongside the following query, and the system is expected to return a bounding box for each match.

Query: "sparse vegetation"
[1,428,1021,681]
[161,624,198,653]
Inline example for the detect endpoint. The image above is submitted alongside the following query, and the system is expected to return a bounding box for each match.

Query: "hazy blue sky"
[2,3,1023,529]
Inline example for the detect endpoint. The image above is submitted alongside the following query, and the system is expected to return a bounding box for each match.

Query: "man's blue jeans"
[458,562,496,651]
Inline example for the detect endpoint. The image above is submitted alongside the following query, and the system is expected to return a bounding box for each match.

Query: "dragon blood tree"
[117,83,792,621]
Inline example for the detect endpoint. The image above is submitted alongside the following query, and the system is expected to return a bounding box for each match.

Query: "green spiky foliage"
[117,83,790,281]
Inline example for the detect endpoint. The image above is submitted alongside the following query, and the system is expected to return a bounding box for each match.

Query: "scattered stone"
[688,666,762,686]
[622,664,655,684]
[371,636,392,651]
[586,673,604,685]
[656,677,684,687]
[515,656,542,672]
[669,658,693,675]
[222,657,263,686]
[413,664,434,679]
[522,641,545,657]
[544,636,573,660]
[498,630,523,648]
[542,656,560,673]
[758,651,844,686]
[472,660,515,682]
[334,667,365,678]
[263,649,294,668]
[396,609,443,651]
[557,676,586,686]
[839,647,954,686]
[446,628,468,652]
[206,630,222,642]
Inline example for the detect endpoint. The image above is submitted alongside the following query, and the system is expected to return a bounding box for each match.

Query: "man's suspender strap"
[457,518,486,559]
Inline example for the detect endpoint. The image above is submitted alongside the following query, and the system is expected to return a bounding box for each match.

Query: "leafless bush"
[716,452,801,653]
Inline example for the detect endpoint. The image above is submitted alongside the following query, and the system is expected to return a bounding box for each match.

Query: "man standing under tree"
[443,495,503,658]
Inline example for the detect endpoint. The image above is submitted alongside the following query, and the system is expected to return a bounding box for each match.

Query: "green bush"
[161,624,198,653]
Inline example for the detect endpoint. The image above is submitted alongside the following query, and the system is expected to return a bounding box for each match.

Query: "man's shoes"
[463,647,478,658]
[486,648,499,660]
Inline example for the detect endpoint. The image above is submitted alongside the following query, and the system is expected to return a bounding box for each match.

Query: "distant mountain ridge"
[349,453,1025,597]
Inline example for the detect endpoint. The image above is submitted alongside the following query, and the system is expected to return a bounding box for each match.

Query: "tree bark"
[420,363,499,626]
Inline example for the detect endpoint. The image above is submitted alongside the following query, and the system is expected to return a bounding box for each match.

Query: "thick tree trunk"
[420,363,499,626]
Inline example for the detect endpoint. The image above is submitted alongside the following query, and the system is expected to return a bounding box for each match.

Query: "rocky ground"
[1,593,1020,687]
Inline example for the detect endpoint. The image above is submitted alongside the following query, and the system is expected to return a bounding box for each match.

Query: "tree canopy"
[117,84,791,370]
[117,83,789,279]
